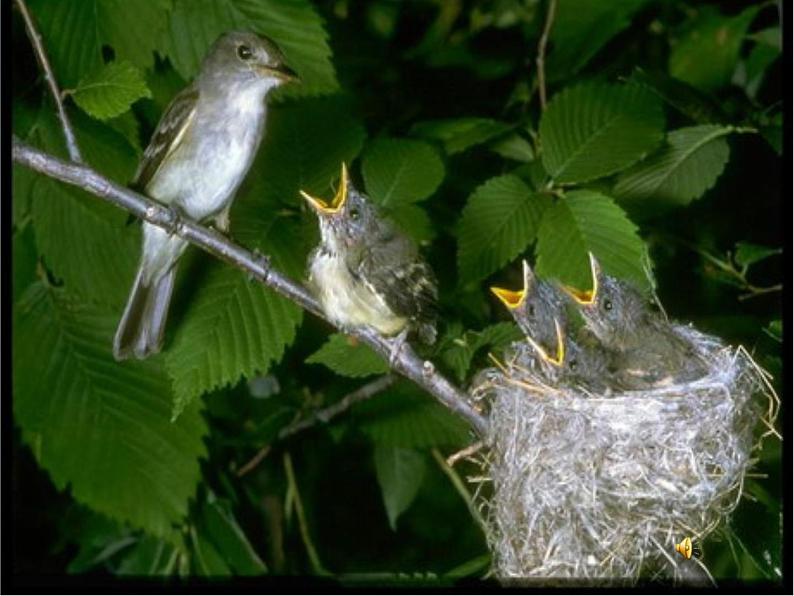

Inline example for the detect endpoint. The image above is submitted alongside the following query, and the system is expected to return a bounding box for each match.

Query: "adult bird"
[302,163,438,361]
[113,31,298,360]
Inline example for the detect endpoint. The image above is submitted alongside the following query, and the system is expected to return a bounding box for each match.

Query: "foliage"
[11,0,782,585]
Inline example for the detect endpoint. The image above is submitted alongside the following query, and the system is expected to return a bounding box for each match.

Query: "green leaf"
[13,226,38,303]
[535,190,648,290]
[614,125,732,205]
[373,445,427,530]
[165,262,302,418]
[362,138,445,207]
[355,382,472,449]
[72,61,152,120]
[27,0,172,85]
[440,322,523,383]
[547,0,650,80]
[738,41,780,99]
[13,284,207,536]
[306,333,389,378]
[116,534,186,576]
[387,203,436,245]
[199,493,267,575]
[162,0,336,93]
[457,175,548,284]
[409,118,511,155]
[540,83,664,184]
[669,5,761,92]
[629,67,728,125]
[734,242,781,268]
[488,132,534,162]
[763,319,782,343]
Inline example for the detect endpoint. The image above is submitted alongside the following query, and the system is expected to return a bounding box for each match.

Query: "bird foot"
[389,329,410,367]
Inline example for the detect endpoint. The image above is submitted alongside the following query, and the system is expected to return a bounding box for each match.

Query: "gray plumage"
[114,31,297,360]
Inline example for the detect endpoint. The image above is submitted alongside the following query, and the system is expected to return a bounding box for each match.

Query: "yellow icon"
[675,536,702,559]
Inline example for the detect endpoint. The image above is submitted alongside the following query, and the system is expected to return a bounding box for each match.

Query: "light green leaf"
[165,262,302,419]
[547,0,650,80]
[669,5,761,92]
[162,0,336,93]
[535,190,648,290]
[409,118,511,155]
[355,382,472,449]
[27,0,172,85]
[362,138,445,207]
[614,125,732,205]
[306,333,389,378]
[734,242,781,268]
[764,319,781,343]
[374,445,427,530]
[13,284,207,536]
[540,83,664,184]
[457,175,548,284]
[72,61,152,120]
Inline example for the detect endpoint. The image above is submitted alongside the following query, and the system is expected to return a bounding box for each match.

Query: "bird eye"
[604,299,613,311]
[349,208,360,221]
[237,45,253,60]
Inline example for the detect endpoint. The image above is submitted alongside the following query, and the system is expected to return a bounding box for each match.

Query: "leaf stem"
[536,0,558,112]
[283,452,330,575]
[14,0,83,163]
[431,448,487,535]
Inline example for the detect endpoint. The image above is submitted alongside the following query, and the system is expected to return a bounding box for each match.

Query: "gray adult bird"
[564,252,707,389]
[114,31,298,360]
[302,163,438,354]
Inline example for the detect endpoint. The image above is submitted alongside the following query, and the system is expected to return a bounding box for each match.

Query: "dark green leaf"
[306,333,389,378]
[374,445,427,530]
[362,138,445,207]
[199,493,267,575]
[629,67,728,124]
[440,322,523,383]
[14,284,207,536]
[734,242,781,268]
[409,118,511,155]
[540,83,664,184]
[457,175,548,284]
[13,226,38,303]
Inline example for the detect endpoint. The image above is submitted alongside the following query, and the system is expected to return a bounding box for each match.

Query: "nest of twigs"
[470,324,778,585]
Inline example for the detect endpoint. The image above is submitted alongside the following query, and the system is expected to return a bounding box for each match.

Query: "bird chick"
[302,163,438,356]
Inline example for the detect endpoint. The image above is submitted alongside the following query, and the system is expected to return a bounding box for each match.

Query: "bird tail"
[113,264,177,360]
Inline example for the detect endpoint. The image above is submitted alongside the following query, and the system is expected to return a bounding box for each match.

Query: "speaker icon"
[675,536,702,559]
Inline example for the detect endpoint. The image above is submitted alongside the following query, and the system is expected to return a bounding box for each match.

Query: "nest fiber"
[470,324,777,584]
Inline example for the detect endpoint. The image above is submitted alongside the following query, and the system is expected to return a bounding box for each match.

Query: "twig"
[446,441,484,467]
[14,0,83,163]
[283,452,329,575]
[536,0,557,111]
[12,138,489,437]
[237,374,396,477]
[431,448,487,534]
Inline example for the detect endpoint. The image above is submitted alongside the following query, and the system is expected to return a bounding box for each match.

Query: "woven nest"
[469,324,778,585]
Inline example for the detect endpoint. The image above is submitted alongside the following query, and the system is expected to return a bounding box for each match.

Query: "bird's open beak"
[526,318,566,367]
[300,163,349,215]
[257,63,300,83]
[490,286,525,310]
[563,252,600,306]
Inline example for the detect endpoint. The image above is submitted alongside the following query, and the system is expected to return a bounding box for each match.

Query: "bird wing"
[131,84,199,193]
[357,232,438,324]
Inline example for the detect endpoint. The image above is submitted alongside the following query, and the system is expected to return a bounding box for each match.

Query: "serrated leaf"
[162,0,336,93]
[13,283,207,536]
[72,61,152,120]
[488,132,534,162]
[362,138,445,207]
[440,322,523,383]
[535,190,648,290]
[547,0,650,80]
[409,118,511,155]
[734,242,781,268]
[669,5,761,92]
[27,0,171,85]
[629,67,728,125]
[387,203,436,245]
[457,175,548,284]
[374,445,426,531]
[306,333,389,378]
[540,83,664,184]
[354,382,471,449]
[165,262,302,418]
[614,125,732,205]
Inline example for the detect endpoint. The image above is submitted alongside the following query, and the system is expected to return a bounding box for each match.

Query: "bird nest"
[469,324,779,585]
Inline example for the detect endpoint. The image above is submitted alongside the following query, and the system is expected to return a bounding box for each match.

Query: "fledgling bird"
[114,31,298,360]
[302,164,438,355]
[565,252,708,389]
[491,260,611,392]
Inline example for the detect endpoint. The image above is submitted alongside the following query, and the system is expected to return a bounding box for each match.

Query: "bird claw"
[163,205,185,236]
[389,329,409,367]
[248,248,271,282]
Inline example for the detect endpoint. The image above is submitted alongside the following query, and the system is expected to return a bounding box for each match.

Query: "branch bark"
[536,0,558,111]
[14,0,83,163]
[12,137,489,438]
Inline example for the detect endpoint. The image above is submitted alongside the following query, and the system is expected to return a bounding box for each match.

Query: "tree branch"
[12,137,489,438]
[536,0,557,111]
[14,0,83,163]
[237,374,397,477]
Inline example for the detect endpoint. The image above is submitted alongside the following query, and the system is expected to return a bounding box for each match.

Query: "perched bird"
[302,163,438,355]
[491,260,611,391]
[113,31,298,360]
[564,252,707,389]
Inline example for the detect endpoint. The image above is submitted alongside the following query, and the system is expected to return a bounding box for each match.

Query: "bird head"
[203,31,299,88]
